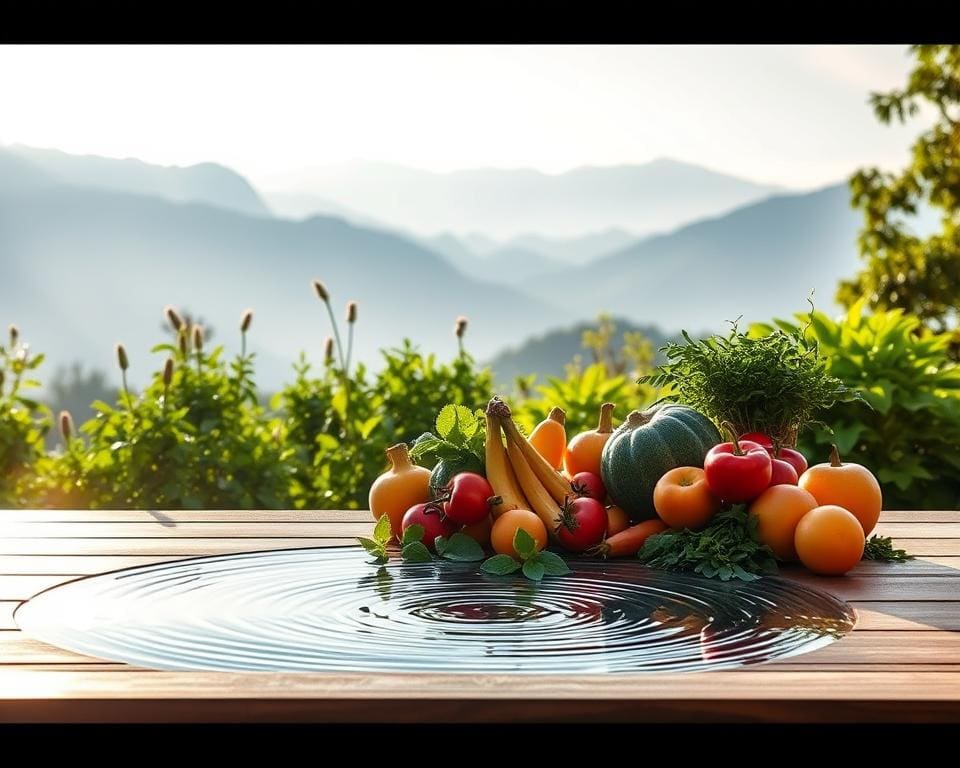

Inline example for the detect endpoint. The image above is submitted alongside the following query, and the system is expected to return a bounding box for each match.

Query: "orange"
[652,466,720,530]
[605,505,630,537]
[798,445,882,535]
[748,484,819,561]
[490,509,548,556]
[794,504,865,576]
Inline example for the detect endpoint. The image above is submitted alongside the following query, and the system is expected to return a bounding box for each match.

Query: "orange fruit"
[653,466,721,530]
[605,505,630,537]
[794,504,865,576]
[798,446,882,535]
[490,509,547,556]
[748,484,819,561]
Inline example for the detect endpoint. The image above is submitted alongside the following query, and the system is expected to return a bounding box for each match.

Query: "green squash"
[600,404,721,521]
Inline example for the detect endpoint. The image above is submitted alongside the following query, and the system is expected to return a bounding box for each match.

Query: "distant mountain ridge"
[5,144,271,218]
[0,159,565,390]
[527,183,862,331]
[263,157,783,239]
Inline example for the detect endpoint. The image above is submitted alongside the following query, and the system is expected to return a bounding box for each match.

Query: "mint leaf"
[434,536,448,556]
[402,524,425,546]
[513,528,536,559]
[522,559,545,581]
[481,554,522,575]
[373,515,392,545]
[536,550,572,576]
[357,537,383,555]
[435,405,458,440]
[440,532,485,562]
[401,541,433,563]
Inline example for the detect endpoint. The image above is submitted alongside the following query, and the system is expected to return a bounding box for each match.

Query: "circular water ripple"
[15,547,854,673]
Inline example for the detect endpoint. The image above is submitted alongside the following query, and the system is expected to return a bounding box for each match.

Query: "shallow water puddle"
[16,547,854,673]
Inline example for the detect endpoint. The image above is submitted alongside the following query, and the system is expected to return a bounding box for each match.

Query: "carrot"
[586,519,668,559]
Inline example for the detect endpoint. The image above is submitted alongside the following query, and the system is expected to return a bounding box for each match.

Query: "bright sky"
[0,44,921,190]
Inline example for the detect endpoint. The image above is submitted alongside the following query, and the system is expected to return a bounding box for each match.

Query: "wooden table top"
[0,508,958,723]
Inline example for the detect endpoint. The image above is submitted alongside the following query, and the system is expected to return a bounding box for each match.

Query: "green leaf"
[401,541,433,563]
[373,515,393,545]
[522,559,545,581]
[440,532,485,562]
[481,554,522,575]
[434,536,448,556]
[512,527,537,559]
[402,524,424,546]
[435,404,458,440]
[536,550,572,576]
[357,537,385,557]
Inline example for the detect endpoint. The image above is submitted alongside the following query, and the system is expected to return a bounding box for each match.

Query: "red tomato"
[769,457,799,486]
[443,472,496,525]
[740,433,808,477]
[776,447,808,476]
[740,432,774,450]
[556,497,607,552]
[704,438,772,503]
[401,502,459,552]
[571,471,606,501]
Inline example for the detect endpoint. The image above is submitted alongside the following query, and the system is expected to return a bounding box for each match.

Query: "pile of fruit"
[366,394,894,581]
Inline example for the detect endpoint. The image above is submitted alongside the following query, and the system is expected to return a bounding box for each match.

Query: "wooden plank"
[0,601,21,630]
[0,575,82,601]
[852,602,960,631]
[0,510,371,524]
[0,669,959,722]
[880,511,960,522]
[848,557,960,575]
[0,538,356,556]
[0,521,373,538]
[1,520,949,540]
[0,635,110,664]
[0,555,198,575]
[777,574,960,601]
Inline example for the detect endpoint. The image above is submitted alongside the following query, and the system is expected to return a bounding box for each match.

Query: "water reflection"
[15,547,854,674]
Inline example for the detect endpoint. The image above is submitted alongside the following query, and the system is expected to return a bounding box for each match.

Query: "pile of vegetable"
[361,316,910,582]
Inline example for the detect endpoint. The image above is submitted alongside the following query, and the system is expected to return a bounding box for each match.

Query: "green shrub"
[276,318,494,509]
[752,301,960,509]
[36,314,296,509]
[0,326,50,506]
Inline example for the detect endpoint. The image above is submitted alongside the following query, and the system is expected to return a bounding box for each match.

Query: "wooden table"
[0,509,958,722]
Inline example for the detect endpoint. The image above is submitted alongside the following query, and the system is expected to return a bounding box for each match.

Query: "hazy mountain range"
[1,143,873,391]
[262,158,783,239]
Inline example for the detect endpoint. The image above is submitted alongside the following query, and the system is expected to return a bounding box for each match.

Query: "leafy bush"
[274,289,494,509]
[0,326,50,506]
[752,301,960,509]
[35,314,296,509]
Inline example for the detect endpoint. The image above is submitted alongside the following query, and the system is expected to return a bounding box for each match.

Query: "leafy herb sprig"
[481,529,572,582]
[863,534,912,562]
[642,309,858,448]
[358,515,392,564]
[638,505,778,581]
[410,404,485,473]
[358,518,487,565]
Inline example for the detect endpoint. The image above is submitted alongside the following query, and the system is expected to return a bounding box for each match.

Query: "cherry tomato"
[739,432,808,476]
[740,432,774,450]
[769,457,799,486]
[443,472,496,525]
[556,496,607,552]
[571,471,606,501]
[776,446,808,476]
[704,437,772,503]
[401,502,459,552]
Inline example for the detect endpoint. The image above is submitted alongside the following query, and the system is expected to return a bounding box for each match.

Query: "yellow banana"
[484,411,530,518]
